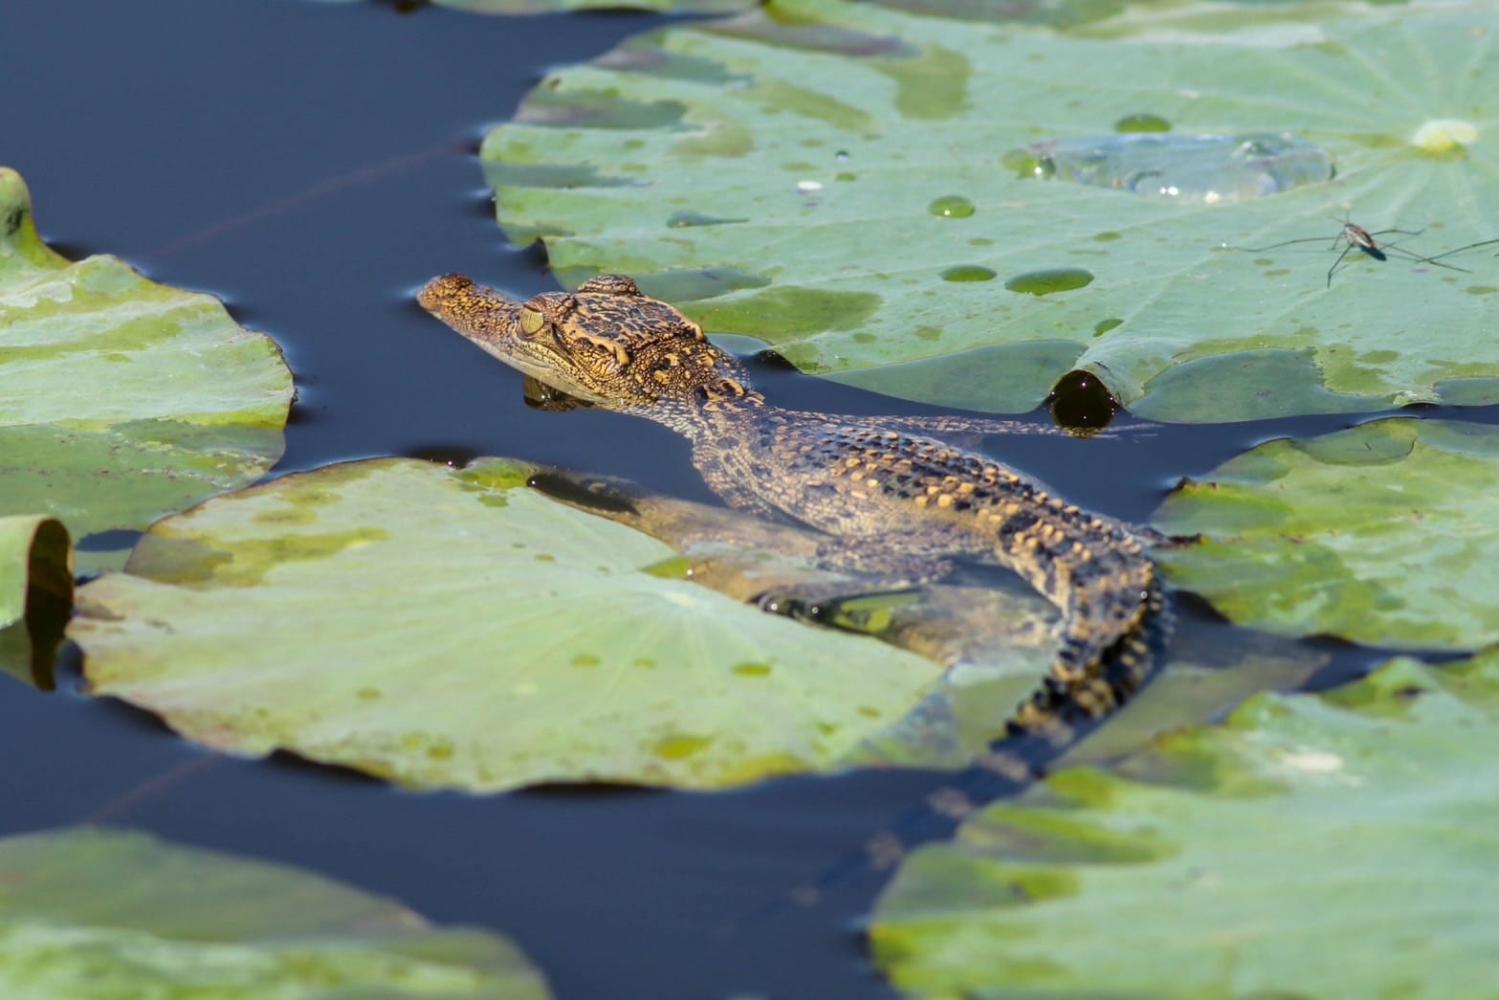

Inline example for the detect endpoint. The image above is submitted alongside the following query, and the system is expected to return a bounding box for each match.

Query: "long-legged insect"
[1422,237,1499,264]
[1229,220,1472,287]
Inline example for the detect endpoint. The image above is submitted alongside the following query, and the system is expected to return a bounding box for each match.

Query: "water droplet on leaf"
[1114,113,1171,133]
[928,195,975,218]
[941,265,997,282]
[1005,268,1093,295]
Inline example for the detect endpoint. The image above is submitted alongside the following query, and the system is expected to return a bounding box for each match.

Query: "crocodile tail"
[772,576,1172,915]
[1039,558,1167,718]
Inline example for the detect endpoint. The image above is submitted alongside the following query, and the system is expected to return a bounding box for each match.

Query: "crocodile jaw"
[418,274,583,393]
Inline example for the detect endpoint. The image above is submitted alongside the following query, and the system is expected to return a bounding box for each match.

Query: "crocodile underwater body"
[419,272,1170,852]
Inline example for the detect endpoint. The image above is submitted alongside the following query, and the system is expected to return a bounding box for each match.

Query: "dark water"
[1,1,1476,996]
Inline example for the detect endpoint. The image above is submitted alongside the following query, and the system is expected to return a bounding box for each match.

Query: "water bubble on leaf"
[1009,132,1332,203]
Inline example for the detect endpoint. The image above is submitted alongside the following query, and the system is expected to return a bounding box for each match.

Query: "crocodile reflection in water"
[418,273,1169,773]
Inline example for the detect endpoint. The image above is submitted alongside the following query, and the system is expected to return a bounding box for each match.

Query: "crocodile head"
[419,274,758,411]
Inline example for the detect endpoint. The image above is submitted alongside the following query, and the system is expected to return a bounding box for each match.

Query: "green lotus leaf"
[67,457,969,792]
[0,825,548,998]
[0,514,71,687]
[423,0,1300,22]
[1153,418,1499,650]
[323,0,1384,23]
[0,515,69,630]
[483,0,1499,422]
[871,648,1499,997]
[435,0,750,12]
[0,167,293,569]
[1057,623,1327,768]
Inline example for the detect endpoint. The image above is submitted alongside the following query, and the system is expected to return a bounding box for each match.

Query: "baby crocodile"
[419,273,1166,733]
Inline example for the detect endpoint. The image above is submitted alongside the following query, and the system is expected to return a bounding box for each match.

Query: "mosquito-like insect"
[1228,220,1471,287]
[1422,236,1499,265]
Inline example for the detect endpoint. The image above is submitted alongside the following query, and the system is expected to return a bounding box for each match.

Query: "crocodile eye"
[519,305,546,337]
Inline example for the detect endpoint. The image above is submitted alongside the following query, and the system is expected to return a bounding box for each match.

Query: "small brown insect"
[1231,219,1472,287]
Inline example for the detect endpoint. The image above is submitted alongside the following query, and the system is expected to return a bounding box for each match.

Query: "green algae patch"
[1153,419,1499,649]
[483,0,1499,422]
[872,650,1499,997]
[830,340,1084,414]
[1132,347,1389,422]
[630,266,770,303]
[0,168,292,570]
[70,458,942,792]
[682,286,882,336]
[0,826,549,998]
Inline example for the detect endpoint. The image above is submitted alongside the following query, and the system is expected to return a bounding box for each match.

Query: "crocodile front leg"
[754,538,954,633]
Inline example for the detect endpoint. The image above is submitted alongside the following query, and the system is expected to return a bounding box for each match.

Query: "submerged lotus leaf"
[0,167,292,567]
[1152,418,1499,650]
[871,649,1499,997]
[0,826,548,998]
[525,466,1064,769]
[68,457,955,792]
[0,514,71,687]
[484,0,1499,422]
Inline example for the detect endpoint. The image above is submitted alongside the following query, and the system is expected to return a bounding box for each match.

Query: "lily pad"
[1056,622,1327,768]
[871,649,1499,997]
[434,0,751,12]
[0,515,69,631]
[0,167,292,568]
[483,0,1499,422]
[0,826,548,998]
[0,514,71,687]
[69,457,957,792]
[1153,418,1499,651]
[0,515,71,689]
